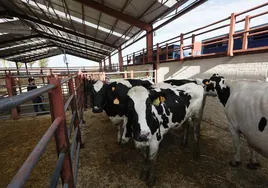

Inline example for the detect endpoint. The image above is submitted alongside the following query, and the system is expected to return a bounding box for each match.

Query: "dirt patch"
[0,114,57,188]
[77,111,268,188]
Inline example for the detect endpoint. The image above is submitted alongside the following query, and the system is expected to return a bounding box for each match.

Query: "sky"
[1,0,267,68]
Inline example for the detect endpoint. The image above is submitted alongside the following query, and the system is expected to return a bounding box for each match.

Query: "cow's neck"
[216,85,230,106]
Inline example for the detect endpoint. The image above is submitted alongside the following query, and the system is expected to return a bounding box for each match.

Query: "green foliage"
[38,58,49,68]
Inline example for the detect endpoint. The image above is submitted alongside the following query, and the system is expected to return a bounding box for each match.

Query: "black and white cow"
[87,78,154,143]
[126,82,205,186]
[204,74,268,169]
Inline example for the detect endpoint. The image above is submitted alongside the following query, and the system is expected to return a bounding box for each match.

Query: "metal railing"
[2,73,86,188]
[120,2,268,65]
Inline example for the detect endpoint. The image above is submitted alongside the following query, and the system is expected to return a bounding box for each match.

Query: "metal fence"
[0,73,86,188]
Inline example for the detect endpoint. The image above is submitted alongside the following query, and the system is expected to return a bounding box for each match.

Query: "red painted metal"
[242,15,250,50]
[236,2,268,16]
[180,33,184,61]
[74,76,84,142]
[142,48,145,64]
[48,75,74,188]
[7,117,63,188]
[75,0,151,30]
[118,47,123,71]
[5,75,19,119]
[108,55,112,70]
[227,13,236,56]
[103,59,106,71]
[147,28,153,62]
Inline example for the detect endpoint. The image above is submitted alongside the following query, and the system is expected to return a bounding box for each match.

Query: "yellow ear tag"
[153,97,160,106]
[112,87,115,91]
[160,96,166,103]
[113,98,120,105]
[205,81,209,85]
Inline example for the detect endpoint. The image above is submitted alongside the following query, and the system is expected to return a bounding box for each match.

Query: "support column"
[6,75,19,120]
[99,60,102,71]
[25,62,29,74]
[103,59,106,71]
[118,46,123,72]
[146,26,153,63]
[108,55,112,71]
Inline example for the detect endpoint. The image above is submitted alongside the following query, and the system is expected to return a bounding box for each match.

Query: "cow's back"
[225,82,268,157]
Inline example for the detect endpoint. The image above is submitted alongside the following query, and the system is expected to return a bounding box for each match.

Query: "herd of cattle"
[85,73,268,187]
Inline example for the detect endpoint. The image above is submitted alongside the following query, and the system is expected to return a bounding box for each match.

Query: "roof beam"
[7,11,118,49]
[66,51,101,62]
[41,33,110,56]
[75,0,152,30]
[57,45,104,59]
[0,42,52,57]
[16,51,61,63]
[0,44,54,59]
[0,34,41,45]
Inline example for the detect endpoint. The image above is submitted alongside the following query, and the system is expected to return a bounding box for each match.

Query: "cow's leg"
[228,124,241,167]
[192,116,201,160]
[139,146,150,182]
[247,144,260,169]
[121,117,130,145]
[180,122,190,149]
[146,140,159,187]
[117,124,121,143]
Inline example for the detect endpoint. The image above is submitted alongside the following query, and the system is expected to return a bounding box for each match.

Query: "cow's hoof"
[180,142,188,150]
[247,162,260,170]
[146,174,156,187]
[193,147,200,161]
[139,169,149,181]
[228,161,241,167]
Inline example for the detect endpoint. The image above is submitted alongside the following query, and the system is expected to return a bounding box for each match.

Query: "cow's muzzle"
[137,132,150,142]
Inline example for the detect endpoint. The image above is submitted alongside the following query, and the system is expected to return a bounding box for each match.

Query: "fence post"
[191,34,195,56]
[242,15,250,50]
[166,43,168,60]
[68,76,84,147]
[180,33,184,61]
[5,75,19,120]
[48,75,74,188]
[124,71,128,79]
[227,13,236,56]
[130,70,134,79]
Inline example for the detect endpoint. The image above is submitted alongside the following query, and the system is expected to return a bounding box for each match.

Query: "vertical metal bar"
[25,63,29,74]
[227,13,236,56]
[124,71,128,79]
[146,27,153,63]
[130,70,134,79]
[118,46,123,71]
[180,33,184,61]
[132,52,135,64]
[142,48,145,64]
[127,55,129,65]
[74,142,81,185]
[48,75,74,188]
[242,15,250,50]
[5,75,19,120]
[74,76,83,146]
[50,152,66,188]
[108,55,112,71]
[165,43,168,60]
[191,34,195,56]
[70,127,78,161]
[103,59,106,71]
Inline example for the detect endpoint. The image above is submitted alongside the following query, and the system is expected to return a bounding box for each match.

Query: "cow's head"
[127,86,166,142]
[89,80,107,113]
[204,74,230,105]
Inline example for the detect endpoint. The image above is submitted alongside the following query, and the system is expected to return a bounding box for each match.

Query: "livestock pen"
[0,72,85,187]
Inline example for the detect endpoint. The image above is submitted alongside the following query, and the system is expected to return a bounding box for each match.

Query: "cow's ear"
[202,79,210,85]
[149,90,166,106]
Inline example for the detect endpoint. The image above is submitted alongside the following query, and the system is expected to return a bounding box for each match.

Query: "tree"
[17,62,24,69]
[38,58,49,68]
[28,61,35,68]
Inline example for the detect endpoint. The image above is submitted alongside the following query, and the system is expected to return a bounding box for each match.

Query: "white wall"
[126,52,268,130]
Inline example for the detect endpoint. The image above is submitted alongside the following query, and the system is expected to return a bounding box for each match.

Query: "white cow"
[204,74,268,169]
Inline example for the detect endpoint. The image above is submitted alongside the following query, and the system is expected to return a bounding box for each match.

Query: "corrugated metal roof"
[0,0,189,63]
